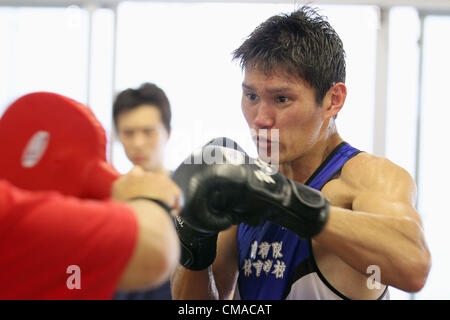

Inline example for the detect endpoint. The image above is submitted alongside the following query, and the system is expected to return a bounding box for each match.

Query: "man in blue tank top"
[171,6,431,300]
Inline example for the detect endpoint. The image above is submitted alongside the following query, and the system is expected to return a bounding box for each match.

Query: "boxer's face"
[241,66,326,164]
[117,105,168,172]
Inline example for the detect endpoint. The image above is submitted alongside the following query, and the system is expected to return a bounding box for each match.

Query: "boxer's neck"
[279,123,343,184]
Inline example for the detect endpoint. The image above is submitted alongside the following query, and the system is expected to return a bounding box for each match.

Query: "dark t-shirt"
[114,280,172,300]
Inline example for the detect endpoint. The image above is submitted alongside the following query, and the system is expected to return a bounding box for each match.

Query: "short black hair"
[233,6,346,105]
[113,82,171,133]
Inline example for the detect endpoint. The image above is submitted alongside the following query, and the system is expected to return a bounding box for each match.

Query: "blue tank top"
[236,142,376,300]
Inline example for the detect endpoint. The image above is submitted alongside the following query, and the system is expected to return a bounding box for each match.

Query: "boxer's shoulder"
[318,153,372,205]
[340,153,410,188]
[323,152,416,205]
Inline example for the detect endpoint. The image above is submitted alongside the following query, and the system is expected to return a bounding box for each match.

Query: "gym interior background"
[0,0,448,300]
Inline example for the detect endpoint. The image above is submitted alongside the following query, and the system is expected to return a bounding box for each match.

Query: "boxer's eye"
[246,93,258,101]
[275,96,289,103]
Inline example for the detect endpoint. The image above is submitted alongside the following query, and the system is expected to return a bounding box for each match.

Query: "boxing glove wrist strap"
[128,197,174,217]
[175,216,218,271]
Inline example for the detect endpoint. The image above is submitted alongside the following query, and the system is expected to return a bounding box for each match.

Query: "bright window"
[112,2,378,173]
[386,7,420,178]
[414,15,450,300]
[0,6,88,115]
[384,6,421,300]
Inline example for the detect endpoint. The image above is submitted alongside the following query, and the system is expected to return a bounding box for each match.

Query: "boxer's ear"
[322,82,346,120]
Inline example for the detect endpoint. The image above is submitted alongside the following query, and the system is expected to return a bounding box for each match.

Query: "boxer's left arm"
[314,156,431,292]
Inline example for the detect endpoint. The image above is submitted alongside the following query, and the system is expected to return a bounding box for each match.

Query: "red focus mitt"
[0,92,119,199]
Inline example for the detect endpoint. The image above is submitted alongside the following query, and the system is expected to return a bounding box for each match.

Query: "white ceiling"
[0,0,450,11]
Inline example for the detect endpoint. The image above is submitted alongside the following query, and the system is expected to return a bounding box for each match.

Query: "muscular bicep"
[352,192,423,230]
[212,225,240,300]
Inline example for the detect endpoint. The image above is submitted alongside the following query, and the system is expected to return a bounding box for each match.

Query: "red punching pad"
[0,92,119,199]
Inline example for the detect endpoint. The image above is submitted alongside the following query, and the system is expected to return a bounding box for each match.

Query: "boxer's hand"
[172,138,329,239]
[112,166,182,215]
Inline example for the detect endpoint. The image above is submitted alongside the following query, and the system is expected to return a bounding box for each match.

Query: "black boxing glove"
[174,215,219,271]
[172,137,329,269]
[172,138,247,271]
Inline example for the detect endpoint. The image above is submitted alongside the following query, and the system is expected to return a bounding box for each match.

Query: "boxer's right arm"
[171,226,239,300]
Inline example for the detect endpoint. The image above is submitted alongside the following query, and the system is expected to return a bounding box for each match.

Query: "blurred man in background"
[113,82,173,300]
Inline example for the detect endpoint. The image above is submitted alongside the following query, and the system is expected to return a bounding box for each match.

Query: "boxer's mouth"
[256,137,277,148]
[251,135,271,145]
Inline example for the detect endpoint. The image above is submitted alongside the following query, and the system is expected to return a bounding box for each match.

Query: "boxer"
[171,6,430,300]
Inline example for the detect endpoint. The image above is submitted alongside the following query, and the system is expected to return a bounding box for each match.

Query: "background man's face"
[117,104,169,171]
